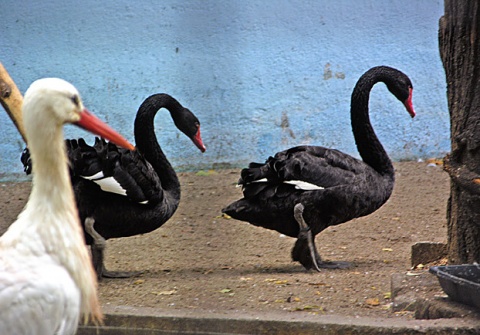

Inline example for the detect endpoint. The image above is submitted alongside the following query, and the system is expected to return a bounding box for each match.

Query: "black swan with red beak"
[22,93,206,279]
[223,66,415,271]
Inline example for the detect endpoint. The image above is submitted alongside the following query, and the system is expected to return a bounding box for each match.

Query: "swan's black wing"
[239,145,370,193]
[21,138,163,205]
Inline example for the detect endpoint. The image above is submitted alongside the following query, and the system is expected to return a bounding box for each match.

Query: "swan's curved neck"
[350,69,394,176]
[134,94,181,198]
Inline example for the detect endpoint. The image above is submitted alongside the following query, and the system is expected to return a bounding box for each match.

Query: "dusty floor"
[0,161,449,320]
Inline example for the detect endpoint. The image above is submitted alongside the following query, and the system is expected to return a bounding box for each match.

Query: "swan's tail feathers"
[239,167,260,184]
[242,182,271,198]
[248,162,265,169]
[222,202,240,214]
[239,164,270,184]
[221,200,246,219]
[222,197,265,220]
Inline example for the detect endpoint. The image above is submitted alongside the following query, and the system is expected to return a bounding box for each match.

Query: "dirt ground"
[0,161,450,320]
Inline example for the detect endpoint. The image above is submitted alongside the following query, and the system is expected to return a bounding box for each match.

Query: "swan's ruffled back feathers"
[239,145,370,190]
[21,138,164,206]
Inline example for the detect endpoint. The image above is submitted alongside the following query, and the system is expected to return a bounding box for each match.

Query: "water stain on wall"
[323,63,345,80]
[281,111,296,139]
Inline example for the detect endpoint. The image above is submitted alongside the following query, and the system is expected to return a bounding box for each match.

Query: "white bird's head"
[23,78,134,150]
[24,78,85,126]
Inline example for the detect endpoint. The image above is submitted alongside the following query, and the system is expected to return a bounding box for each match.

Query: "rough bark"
[439,1,480,263]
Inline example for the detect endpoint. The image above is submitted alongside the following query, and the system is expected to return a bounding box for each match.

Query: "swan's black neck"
[351,67,395,177]
[134,94,182,198]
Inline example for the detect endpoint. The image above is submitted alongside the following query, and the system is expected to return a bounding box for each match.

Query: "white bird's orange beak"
[77,109,135,151]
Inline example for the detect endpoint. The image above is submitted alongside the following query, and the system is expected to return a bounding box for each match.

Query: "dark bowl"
[429,264,480,310]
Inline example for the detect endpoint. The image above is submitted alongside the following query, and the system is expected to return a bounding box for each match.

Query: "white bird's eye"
[70,95,80,107]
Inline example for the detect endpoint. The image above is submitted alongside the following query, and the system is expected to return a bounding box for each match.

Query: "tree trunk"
[439,0,480,264]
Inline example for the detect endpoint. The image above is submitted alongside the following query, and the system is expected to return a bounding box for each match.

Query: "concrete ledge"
[391,269,480,320]
[77,305,480,335]
[415,297,480,320]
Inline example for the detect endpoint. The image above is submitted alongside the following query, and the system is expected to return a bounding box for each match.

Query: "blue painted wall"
[0,0,448,179]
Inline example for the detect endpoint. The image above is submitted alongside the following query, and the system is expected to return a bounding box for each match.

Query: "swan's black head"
[381,66,416,118]
[139,93,207,153]
[173,107,206,153]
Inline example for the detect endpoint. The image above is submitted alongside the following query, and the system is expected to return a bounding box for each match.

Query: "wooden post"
[0,62,27,143]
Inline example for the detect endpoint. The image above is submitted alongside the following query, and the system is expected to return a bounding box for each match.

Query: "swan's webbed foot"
[85,217,142,280]
[291,204,351,271]
[101,267,143,279]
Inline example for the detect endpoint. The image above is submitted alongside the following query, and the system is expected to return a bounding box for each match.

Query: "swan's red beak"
[76,109,135,151]
[192,127,206,153]
[404,88,415,118]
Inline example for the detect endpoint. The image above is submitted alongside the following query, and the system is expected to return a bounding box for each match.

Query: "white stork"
[0,78,134,334]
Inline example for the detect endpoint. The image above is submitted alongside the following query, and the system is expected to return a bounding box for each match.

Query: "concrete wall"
[0,0,448,179]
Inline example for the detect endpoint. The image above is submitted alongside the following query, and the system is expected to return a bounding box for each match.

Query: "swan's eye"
[70,95,80,107]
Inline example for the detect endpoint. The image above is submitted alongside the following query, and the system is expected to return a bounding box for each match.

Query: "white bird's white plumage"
[0,254,81,334]
[0,78,102,334]
[242,178,324,191]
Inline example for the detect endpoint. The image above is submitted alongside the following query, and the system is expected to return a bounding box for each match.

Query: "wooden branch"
[444,151,480,195]
[0,62,27,143]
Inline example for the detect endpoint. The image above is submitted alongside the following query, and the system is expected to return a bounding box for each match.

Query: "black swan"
[222,66,415,271]
[21,93,206,279]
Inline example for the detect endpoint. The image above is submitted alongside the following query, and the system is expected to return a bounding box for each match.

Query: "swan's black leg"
[292,203,322,271]
[292,204,351,271]
[85,217,142,279]
[85,217,106,278]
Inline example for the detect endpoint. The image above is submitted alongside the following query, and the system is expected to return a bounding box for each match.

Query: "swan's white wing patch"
[242,178,323,190]
[237,178,268,187]
[81,175,150,205]
[254,178,268,183]
[91,177,127,196]
[80,171,104,180]
[81,173,127,196]
[283,180,324,190]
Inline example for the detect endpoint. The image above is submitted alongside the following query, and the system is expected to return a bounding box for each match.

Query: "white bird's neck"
[29,125,75,212]
[16,121,102,324]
